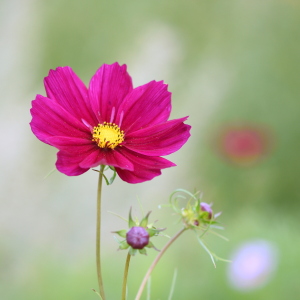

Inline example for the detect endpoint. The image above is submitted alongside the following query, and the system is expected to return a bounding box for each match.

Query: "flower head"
[170,189,218,229]
[227,240,278,291]
[169,189,227,267]
[113,209,164,255]
[30,63,191,183]
[216,125,270,166]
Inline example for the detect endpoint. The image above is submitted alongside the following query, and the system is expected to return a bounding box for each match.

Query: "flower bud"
[126,226,150,249]
[200,202,213,220]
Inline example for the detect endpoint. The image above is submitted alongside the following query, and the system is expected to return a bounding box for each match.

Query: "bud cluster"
[170,189,220,230]
[113,209,164,256]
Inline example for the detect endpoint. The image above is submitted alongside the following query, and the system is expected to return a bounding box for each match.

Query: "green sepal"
[129,248,137,256]
[113,229,127,238]
[200,211,210,218]
[138,248,147,255]
[108,166,117,185]
[147,227,159,237]
[195,199,201,212]
[128,207,136,228]
[146,241,159,251]
[101,172,110,186]
[140,211,151,228]
[101,166,117,185]
[119,240,129,250]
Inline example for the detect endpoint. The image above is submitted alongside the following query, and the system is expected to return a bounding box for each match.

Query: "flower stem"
[135,228,187,300]
[96,165,106,300]
[122,253,131,300]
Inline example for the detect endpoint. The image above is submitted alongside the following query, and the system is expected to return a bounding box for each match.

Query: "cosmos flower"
[227,240,278,291]
[216,125,270,166]
[30,63,191,183]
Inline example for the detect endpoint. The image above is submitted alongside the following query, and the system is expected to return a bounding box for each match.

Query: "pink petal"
[46,136,95,151]
[114,148,175,183]
[30,95,91,144]
[79,148,134,170]
[44,67,97,126]
[124,117,191,156]
[116,168,161,183]
[49,136,134,171]
[115,80,171,133]
[56,150,92,176]
[89,63,133,123]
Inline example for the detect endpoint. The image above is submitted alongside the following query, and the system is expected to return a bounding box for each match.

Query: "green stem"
[122,253,131,300]
[96,165,106,300]
[135,228,187,300]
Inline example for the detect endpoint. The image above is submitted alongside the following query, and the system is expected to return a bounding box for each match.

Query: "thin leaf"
[209,223,224,229]
[92,289,103,300]
[101,172,110,185]
[95,166,116,185]
[199,224,211,239]
[158,203,170,209]
[147,276,151,300]
[196,236,216,268]
[172,188,200,201]
[214,211,223,218]
[168,268,178,300]
[209,230,229,242]
[43,168,56,180]
[137,196,145,216]
[169,189,201,213]
[113,235,120,243]
[107,211,128,222]
[196,236,231,266]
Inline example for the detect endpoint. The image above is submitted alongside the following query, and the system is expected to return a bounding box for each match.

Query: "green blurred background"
[1,0,300,299]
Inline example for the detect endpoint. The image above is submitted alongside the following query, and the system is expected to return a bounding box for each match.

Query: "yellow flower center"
[92,122,124,149]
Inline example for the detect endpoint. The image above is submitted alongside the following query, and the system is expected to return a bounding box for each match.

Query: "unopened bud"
[126,227,150,249]
[200,202,213,220]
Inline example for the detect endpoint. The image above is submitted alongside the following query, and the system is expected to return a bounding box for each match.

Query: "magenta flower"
[216,125,270,166]
[30,63,191,183]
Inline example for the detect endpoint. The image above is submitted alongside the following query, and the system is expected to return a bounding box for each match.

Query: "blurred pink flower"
[227,240,278,291]
[30,63,191,183]
[217,125,270,166]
